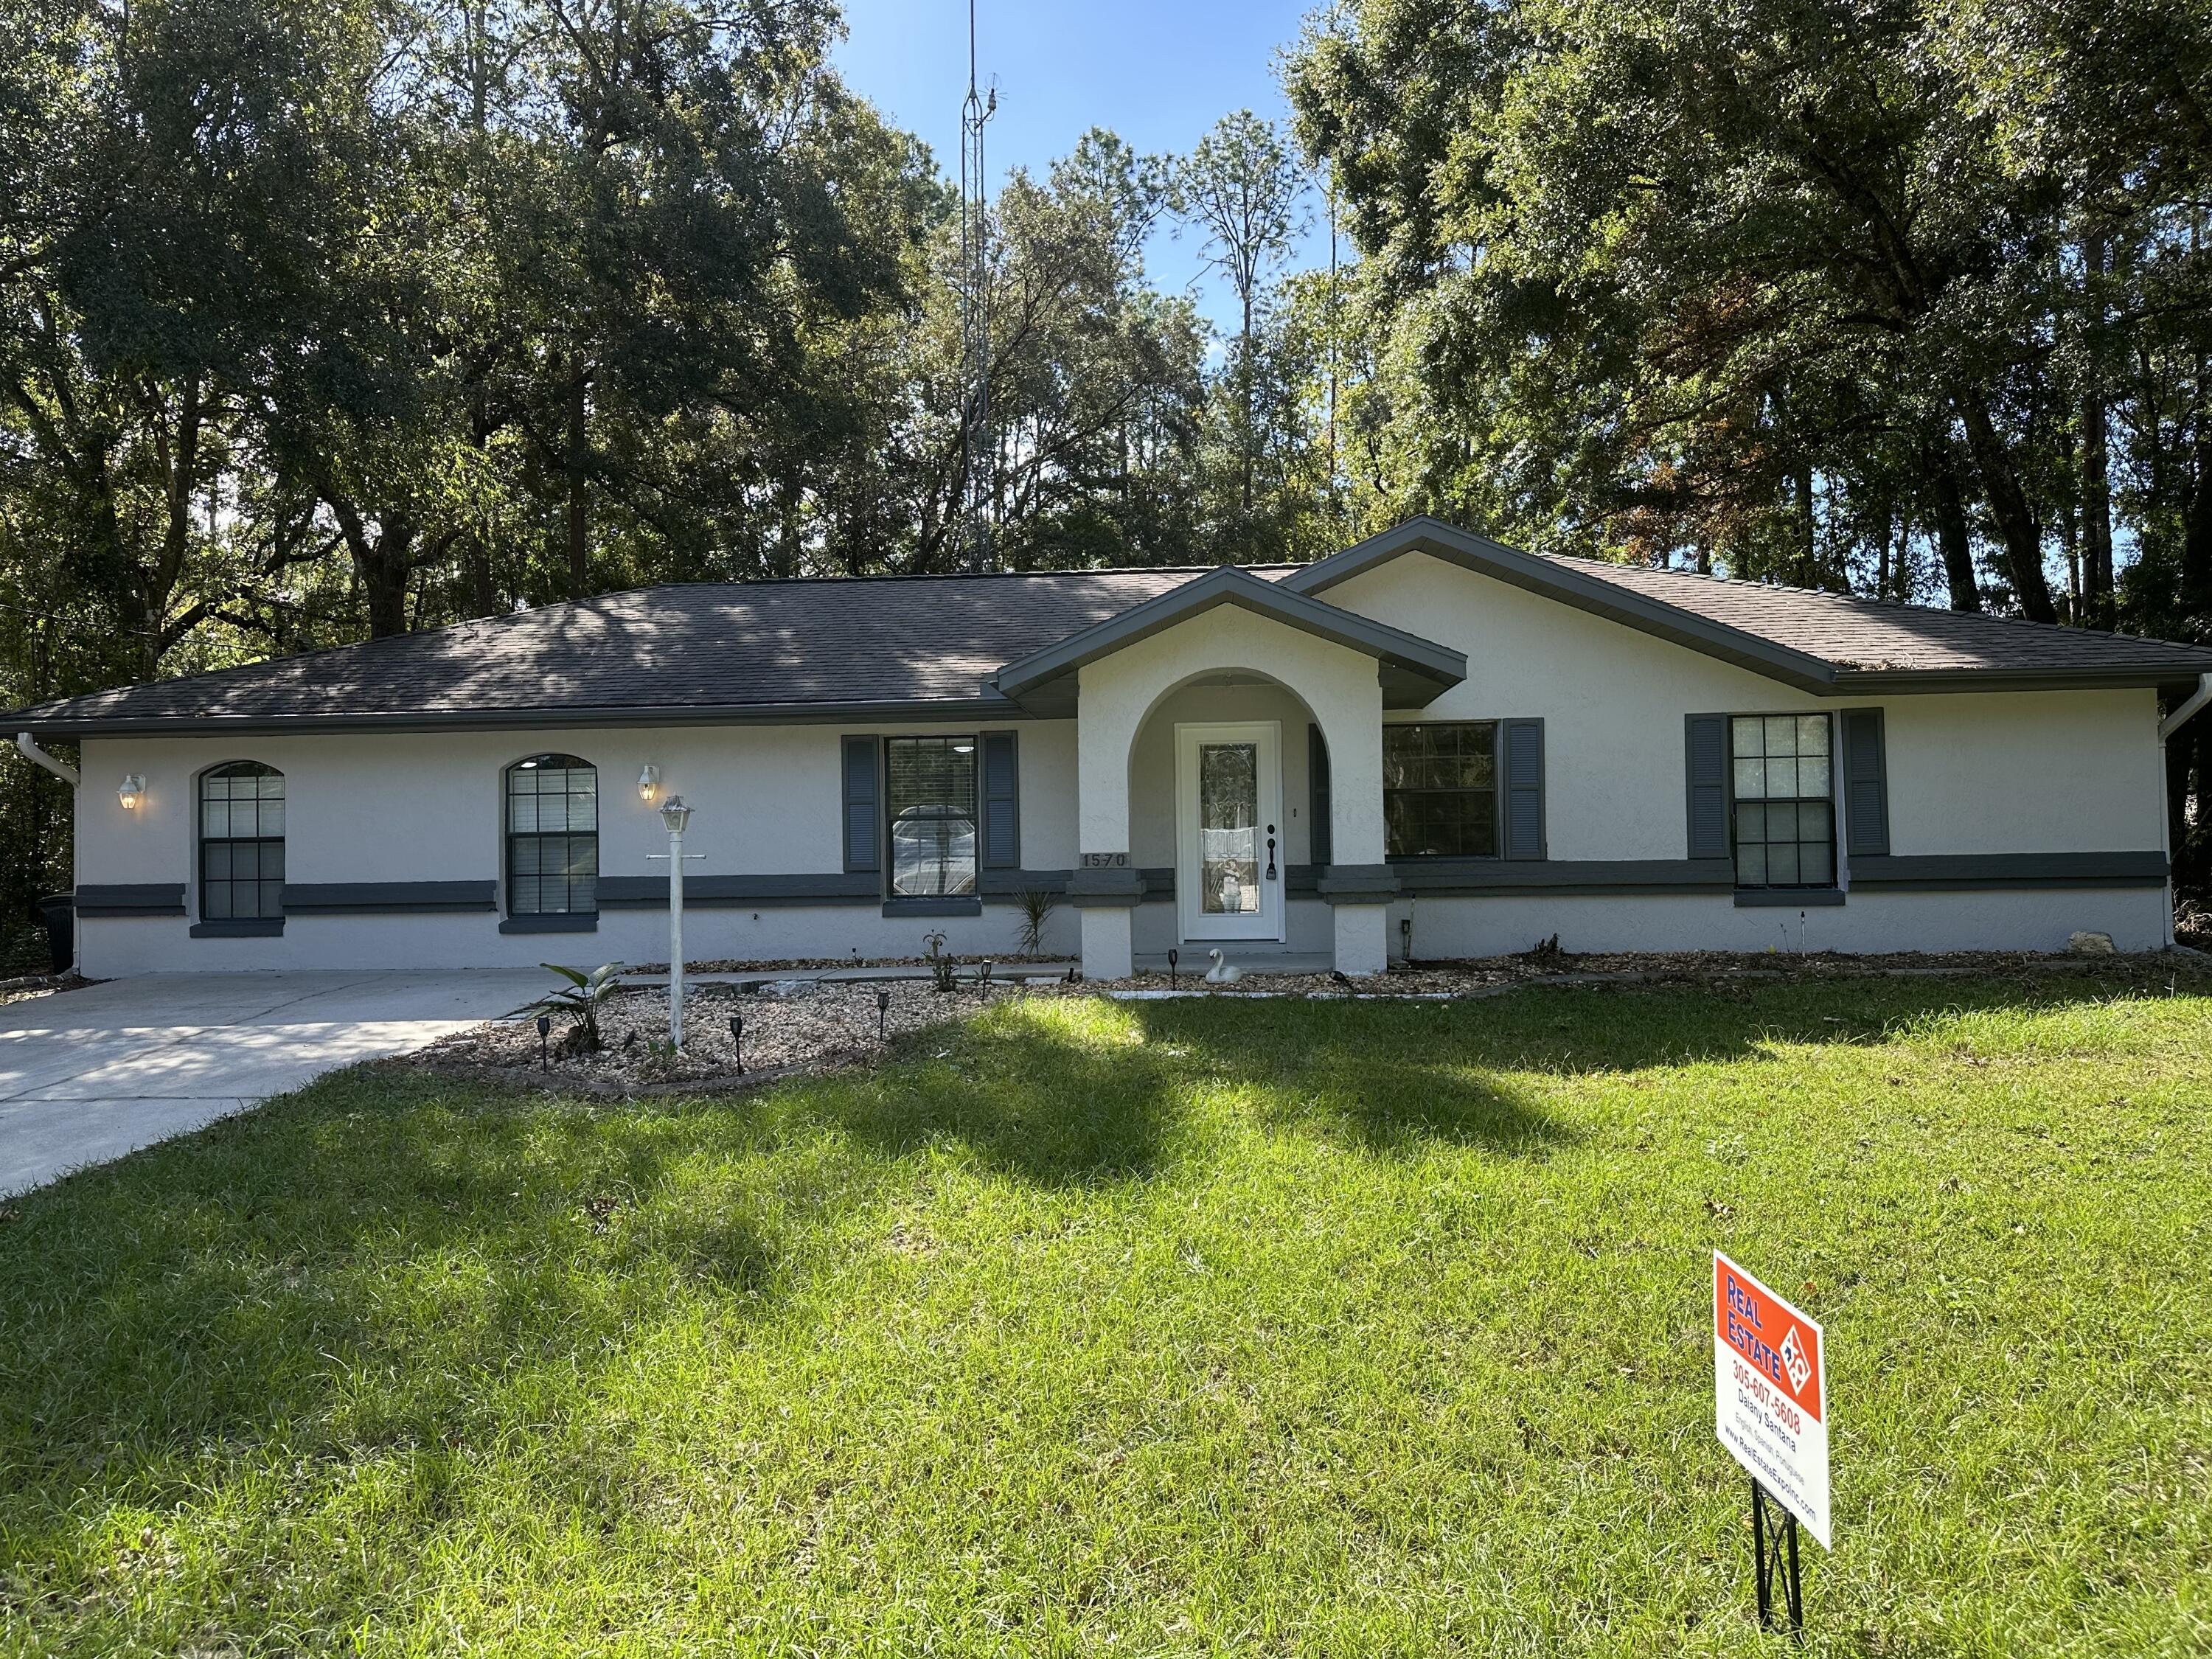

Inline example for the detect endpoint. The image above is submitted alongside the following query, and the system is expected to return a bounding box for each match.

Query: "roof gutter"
[15,731,80,788]
[2158,672,2212,741]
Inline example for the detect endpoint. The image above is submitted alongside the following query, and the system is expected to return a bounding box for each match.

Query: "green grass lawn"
[1,978,2208,1657]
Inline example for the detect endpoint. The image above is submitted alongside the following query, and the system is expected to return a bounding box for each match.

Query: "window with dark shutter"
[1685,714,1729,860]
[1841,708,1890,858]
[842,736,880,874]
[981,731,1019,869]
[1308,724,1332,866]
[1502,718,1545,860]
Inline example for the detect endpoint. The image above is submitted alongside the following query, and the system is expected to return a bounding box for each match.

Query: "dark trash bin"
[35,892,73,974]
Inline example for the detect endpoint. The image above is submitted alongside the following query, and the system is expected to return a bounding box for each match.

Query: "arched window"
[200,762,285,921]
[507,754,597,916]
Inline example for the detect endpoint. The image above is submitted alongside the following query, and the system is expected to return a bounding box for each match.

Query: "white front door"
[1175,721,1284,942]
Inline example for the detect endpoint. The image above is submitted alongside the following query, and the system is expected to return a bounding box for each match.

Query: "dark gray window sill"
[1733,888,1845,908]
[885,898,982,925]
[883,897,982,918]
[191,918,285,938]
[500,914,599,933]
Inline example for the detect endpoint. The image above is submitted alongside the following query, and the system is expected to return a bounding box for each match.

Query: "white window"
[1731,715,1834,888]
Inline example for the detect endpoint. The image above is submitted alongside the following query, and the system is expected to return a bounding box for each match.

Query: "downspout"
[15,731,79,787]
[2154,675,2212,949]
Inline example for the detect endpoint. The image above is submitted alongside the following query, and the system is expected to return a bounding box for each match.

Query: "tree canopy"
[5,0,2212,953]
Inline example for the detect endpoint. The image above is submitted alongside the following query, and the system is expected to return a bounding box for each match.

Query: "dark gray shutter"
[981,731,1019,869]
[1502,718,1545,860]
[1309,724,1332,866]
[1841,708,1890,858]
[841,735,880,874]
[1685,714,1729,860]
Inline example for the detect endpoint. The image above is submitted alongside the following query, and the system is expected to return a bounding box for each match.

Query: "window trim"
[504,753,600,918]
[196,759,287,926]
[883,734,981,900]
[1725,711,1841,896]
[1381,719,1503,863]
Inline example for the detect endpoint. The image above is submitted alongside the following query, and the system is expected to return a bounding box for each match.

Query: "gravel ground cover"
[420,977,1052,1091]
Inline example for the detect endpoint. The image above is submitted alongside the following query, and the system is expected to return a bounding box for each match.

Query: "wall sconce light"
[117,773,145,811]
[638,764,661,803]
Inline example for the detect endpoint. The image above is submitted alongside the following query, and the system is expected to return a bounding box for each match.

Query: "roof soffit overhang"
[989,565,1470,716]
[1284,517,1842,693]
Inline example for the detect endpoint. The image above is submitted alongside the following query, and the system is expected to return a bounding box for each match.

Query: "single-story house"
[14,518,2212,980]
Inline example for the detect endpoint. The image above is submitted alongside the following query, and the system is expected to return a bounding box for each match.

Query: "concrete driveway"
[0,970,546,1197]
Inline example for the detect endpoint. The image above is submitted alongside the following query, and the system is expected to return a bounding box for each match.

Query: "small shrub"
[922,931,959,993]
[540,961,625,1053]
[1014,888,1058,957]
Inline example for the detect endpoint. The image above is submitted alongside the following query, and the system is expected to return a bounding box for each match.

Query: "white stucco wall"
[74,720,1082,975]
[1326,552,2167,861]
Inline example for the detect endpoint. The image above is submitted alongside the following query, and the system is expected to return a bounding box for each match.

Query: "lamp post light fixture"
[637,764,661,804]
[117,773,145,811]
[649,795,703,1049]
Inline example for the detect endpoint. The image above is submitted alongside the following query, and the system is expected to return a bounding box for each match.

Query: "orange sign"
[1716,1254,1824,1425]
[1714,1251,1831,1547]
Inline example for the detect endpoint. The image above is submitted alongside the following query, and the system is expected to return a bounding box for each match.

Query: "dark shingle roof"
[13,518,2212,737]
[9,568,1251,734]
[1536,554,2212,680]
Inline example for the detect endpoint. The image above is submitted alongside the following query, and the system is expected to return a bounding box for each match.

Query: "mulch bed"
[0,971,96,1008]
[417,975,1054,1093]
[411,945,2209,1096]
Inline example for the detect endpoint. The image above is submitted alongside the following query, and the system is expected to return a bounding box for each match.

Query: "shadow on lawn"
[0,1082,788,1519]
[823,1001,1181,1184]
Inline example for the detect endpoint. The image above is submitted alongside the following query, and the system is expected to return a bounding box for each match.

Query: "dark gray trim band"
[499,914,598,933]
[8,695,1043,741]
[1734,889,1846,908]
[1315,863,1401,904]
[1388,858,1738,897]
[990,565,1466,716]
[1067,866,1145,908]
[280,881,497,914]
[191,917,285,937]
[1848,852,2168,891]
[598,873,880,909]
[883,897,982,918]
[977,868,1071,897]
[75,883,187,917]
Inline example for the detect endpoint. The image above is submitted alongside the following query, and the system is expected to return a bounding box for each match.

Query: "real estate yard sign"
[1714,1251,1831,1549]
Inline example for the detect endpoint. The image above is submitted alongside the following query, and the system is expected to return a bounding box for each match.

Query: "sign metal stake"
[1751,1477,1804,1638]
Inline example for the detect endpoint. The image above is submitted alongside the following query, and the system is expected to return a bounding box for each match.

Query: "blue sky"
[830,0,1332,336]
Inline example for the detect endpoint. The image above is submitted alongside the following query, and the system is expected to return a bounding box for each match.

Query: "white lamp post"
[649,795,701,1048]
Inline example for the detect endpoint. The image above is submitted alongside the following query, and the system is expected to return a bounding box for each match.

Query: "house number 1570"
[1079,852,1129,867]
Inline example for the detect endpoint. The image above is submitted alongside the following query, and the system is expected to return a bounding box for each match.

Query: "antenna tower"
[959,0,995,571]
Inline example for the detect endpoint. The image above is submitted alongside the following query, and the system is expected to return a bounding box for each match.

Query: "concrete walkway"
[0,970,545,1197]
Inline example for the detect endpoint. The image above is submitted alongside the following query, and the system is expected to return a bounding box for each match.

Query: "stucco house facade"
[14,518,2212,981]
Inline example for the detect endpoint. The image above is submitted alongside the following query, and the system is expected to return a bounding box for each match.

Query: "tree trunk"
[2081,232,2116,629]
[567,368,590,601]
[1792,458,1817,588]
[1927,438,1982,613]
[1952,395,2058,622]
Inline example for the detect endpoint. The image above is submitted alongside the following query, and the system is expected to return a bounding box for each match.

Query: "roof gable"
[990,566,1468,715]
[1289,517,2212,693]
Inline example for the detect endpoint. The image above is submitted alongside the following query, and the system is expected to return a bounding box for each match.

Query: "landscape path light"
[647,795,703,1048]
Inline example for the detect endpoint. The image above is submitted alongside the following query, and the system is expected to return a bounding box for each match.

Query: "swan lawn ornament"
[1203,949,1242,984]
